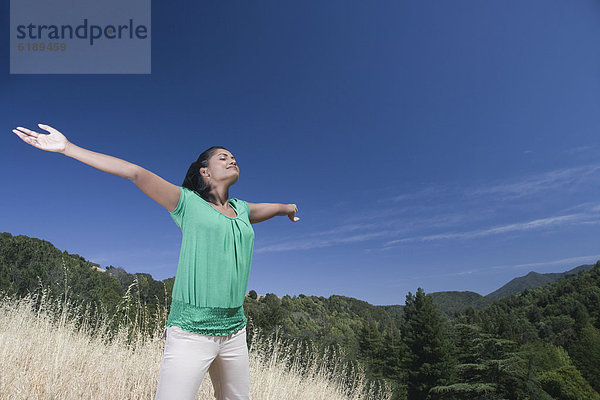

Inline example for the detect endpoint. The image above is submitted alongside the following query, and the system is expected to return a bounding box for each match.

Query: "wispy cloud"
[382,209,600,248]
[387,186,444,203]
[380,164,600,206]
[397,165,585,206]
[467,164,600,200]
[257,209,598,253]
[257,164,600,254]
[562,145,595,156]
[254,230,397,253]
[488,254,600,271]
[307,222,384,237]
[401,254,600,282]
[255,210,482,254]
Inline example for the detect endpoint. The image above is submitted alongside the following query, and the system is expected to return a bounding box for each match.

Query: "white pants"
[154,325,250,400]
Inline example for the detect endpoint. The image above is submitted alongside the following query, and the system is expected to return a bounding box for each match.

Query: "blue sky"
[2,1,600,305]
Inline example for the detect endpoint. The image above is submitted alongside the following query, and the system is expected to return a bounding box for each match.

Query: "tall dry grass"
[0,282,391,400]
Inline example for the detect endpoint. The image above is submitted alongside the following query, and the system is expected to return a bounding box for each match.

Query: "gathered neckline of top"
[190,189,240,219]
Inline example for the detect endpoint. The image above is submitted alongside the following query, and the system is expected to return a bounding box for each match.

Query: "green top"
[165,186,255,336]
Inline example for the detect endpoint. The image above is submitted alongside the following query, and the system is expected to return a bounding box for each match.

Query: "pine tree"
[379,322,407,400]
[358,317,384,379]
[401,288,456,400]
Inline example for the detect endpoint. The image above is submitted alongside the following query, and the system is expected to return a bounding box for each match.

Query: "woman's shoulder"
[177,187,210,209]
[230,198,250,215]
[180,187,203,200]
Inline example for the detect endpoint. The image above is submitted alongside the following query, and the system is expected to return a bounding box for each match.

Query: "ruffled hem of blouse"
[166,299,247,336]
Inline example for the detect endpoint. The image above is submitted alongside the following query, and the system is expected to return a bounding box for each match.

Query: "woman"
[12,123,299,400]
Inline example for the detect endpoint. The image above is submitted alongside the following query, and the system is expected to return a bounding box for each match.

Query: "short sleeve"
[169,186,187,229]
[234,198,250,217]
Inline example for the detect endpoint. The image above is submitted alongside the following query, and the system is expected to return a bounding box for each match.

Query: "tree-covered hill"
[428,264,594,317]
[470,262,600,395]
[485,264,595,300]
[0,232,174,335]
[429,291,492,316]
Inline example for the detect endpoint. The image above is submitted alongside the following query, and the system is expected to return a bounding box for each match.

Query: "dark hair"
[182,146,230,201]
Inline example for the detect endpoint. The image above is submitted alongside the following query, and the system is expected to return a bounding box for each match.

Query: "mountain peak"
[485,264,595,300]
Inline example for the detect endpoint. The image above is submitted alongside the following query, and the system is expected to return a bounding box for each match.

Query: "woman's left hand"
[287,204,299,222]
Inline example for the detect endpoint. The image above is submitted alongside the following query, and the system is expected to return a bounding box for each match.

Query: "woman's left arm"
[247,203,299,224]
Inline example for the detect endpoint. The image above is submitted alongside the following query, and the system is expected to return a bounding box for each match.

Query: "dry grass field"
[0,286,391,400]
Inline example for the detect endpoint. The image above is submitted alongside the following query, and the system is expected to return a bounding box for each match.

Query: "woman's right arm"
[13,123,181,212]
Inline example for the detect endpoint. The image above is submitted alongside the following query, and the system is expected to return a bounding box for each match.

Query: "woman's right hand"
[13,124,70,154]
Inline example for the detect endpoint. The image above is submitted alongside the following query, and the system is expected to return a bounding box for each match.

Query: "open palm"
[13,124,69,153]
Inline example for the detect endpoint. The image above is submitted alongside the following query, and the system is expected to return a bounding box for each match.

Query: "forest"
[1,231,599,399]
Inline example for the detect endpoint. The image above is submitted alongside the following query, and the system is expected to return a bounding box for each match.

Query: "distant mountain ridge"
[430,264,596,316]
[485,264,595,299]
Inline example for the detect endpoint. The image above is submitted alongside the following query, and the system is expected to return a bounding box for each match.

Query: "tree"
[380,322,407,400]
[569,323,600,392]
[358,318,384,379]
[401,288,456,400]
[539,366,600,400]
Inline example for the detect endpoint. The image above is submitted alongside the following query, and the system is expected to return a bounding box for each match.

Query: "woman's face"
[201,148,239,186]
